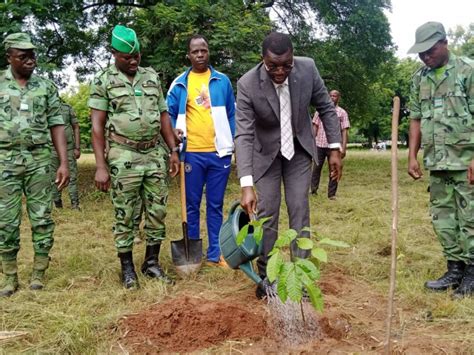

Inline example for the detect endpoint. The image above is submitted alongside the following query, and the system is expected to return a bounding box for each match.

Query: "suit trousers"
[255,141,312,276]
[311,146,337,197]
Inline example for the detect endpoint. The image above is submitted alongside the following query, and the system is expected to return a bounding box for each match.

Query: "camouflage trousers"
[0,152,54,255]
[108,144,169,253]
[51,149,79,205]
[430,170,474,262]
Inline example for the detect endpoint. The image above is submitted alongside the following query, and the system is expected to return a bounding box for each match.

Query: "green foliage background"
[1,1,472,146]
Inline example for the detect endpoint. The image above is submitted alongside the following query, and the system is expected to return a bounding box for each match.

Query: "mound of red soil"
[119,296,266,353]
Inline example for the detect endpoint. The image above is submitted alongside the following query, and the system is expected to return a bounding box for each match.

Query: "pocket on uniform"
[142,85,160,112]
[108,85,131,113]
[33,95,47,117]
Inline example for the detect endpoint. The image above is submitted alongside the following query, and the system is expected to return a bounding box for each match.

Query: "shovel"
[171,138,203,275]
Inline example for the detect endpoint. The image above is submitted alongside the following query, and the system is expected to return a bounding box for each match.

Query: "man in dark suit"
[235,32,342,298]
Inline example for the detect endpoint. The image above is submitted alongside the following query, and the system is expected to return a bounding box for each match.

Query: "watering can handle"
[228,200,258,221]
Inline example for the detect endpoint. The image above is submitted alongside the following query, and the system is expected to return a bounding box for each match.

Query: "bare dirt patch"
[117,267,471,353]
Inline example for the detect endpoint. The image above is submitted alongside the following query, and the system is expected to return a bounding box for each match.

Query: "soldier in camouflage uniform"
[51,101,81,209]
[88,25,179,289]
[408,22,474,299]
[0,33,69,297]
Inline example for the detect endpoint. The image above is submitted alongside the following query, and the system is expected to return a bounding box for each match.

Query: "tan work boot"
[0,257,18,297]
[30,254,50,290]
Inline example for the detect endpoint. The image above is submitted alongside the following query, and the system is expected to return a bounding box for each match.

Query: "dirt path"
[117,266,471,354]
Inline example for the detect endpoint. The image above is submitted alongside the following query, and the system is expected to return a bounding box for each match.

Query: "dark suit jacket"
[235,56,342,182]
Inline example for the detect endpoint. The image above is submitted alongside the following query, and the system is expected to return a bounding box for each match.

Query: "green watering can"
[219,201,262,285]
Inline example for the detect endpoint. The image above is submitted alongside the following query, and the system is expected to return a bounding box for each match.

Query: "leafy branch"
[237,223,349,312]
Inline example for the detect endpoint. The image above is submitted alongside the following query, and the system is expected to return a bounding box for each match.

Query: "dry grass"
[0,151,473,353]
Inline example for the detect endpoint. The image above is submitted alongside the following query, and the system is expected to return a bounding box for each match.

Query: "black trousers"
[311,146,338,198]
[255,142,311,277]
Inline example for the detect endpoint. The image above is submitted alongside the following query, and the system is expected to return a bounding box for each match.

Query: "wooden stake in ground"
[384,96,400,354]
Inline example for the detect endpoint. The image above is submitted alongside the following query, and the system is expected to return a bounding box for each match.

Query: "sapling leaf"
[286,266,303,303]
[267,252,283,283]
[253,225,263,245]
[274,229,298,248]
[236,224,249,246]
[296,237,314,250]
[304,281,324,312]
[276,263,291,303]
[295,258,320,280]
[277,279,288,303]
[249,216,272,227]
[301,226,312,233]
[318,238,350,248]
[311,247,328,263]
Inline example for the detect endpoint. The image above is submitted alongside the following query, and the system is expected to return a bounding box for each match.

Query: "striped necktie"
[277,83,294,160]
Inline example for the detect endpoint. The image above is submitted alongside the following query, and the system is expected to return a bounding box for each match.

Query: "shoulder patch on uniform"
[459,56,474,68]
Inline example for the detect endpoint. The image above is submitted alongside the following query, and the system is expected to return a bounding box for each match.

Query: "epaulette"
[458,56,474,68]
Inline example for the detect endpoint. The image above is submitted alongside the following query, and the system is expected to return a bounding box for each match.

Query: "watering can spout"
[219,201,263,284]
[239,262,263,285]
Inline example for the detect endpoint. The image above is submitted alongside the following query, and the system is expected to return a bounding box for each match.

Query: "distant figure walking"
[311,90,350,200]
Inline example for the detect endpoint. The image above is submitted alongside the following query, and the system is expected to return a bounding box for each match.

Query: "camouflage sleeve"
[467,63,474,114]
[70,106,78,125]
[88,72,109,111]
[47,81,65,127]
[408,71,422,120]
[156,76,168,113]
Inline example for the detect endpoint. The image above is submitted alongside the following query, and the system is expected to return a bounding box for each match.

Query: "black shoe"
[141,244,174,285]
[452,264,474,299]
[425,260,465,291]
[118,252,139,289]
[54,200,63,209]
[256,277,277,299]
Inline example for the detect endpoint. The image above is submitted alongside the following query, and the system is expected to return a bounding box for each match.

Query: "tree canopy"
[5,0,462,146]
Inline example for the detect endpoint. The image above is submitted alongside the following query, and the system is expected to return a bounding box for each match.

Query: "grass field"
[1,151,473,353]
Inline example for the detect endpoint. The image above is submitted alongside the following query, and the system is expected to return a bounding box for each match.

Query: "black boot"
[118,252,139,289]
[424,260,465,291]
[452,263,474,299]
[54,199,63,209]
[141,244,174,285]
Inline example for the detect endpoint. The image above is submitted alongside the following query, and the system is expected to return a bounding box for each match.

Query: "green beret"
[111,25,140,54]
[2,32,36,51]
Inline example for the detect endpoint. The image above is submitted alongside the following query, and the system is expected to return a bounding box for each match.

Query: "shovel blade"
[171,238,203,276]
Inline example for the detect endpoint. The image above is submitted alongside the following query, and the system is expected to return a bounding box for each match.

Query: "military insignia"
[185,163,192,173]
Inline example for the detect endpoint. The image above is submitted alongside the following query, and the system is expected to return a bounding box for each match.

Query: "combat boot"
[54,199,63,209]
[0,255,18,297]
[452,263,474,299]
[118,251,139,289]
[30,254,50,290]
[141,244,174,285]
[425,260,465,291]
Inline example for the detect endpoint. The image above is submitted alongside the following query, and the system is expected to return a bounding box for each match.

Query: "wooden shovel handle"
[180,161,187,224]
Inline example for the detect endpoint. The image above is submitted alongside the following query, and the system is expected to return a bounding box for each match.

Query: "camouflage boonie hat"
[2,32,36,51]
[408,22,446,54]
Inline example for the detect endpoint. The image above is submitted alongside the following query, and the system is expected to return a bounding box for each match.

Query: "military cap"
[111,25,140,54]
[408,22,446,54]
[2,32,36,51]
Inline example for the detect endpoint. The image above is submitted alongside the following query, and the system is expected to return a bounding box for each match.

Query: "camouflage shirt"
[88,65,167,142]
[0,67,63,162]
[60,102,78,150]
[409,54,474,170]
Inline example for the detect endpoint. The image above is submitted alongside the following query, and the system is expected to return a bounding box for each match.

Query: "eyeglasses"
[264,61,294,73]
[9,53,36,63]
